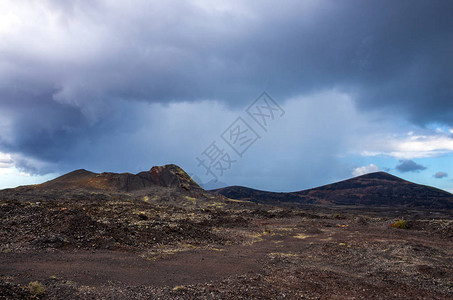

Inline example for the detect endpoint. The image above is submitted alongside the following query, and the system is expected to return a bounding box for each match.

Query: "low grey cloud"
[0,0,452,185]
[396,160,427,173]
[433,172,448,179]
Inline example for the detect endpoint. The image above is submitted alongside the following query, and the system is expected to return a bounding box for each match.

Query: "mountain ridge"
[1,168,452,209]
[38,164,202,192]
[212,172,453,209]
[0,164,206,203]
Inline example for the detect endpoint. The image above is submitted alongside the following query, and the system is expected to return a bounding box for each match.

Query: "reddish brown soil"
[2,166,452,299]
[1,214,452,299]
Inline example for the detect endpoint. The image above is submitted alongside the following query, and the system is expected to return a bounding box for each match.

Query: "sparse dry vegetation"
[391,219,408,229]
[28,281,45,296]
[0,166,452,299]
[1,198,452,299]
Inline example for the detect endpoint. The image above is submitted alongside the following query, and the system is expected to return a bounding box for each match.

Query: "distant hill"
[212,172,453,209]
[0,164,204,201]
[39,164,202,192]
[199,179,228,190]
[2,168,452,209]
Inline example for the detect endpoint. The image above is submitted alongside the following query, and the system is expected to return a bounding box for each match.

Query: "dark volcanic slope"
[213,172,453,209]
[40,164,202,192]
[0,164,204,201]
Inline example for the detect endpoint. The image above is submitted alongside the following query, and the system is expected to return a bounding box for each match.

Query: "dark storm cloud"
[3,1,453,110]
[0,0,452,174]
[433,171,448,179]
[396,160,427,173]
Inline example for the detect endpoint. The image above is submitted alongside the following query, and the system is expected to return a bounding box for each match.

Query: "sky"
[0,0,452,193]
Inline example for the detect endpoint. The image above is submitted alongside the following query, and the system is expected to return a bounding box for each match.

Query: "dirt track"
[1,214,452,299]
[1,247,263,287]
[1,219,319,287]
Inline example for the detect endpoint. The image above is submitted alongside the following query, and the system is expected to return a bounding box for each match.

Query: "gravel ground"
[1,197,452,299]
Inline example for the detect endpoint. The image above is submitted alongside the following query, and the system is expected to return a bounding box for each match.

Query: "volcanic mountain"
[1,167,452,209]
[0,164,204,201]
[40,164,202,192]
[213,172,453,209]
